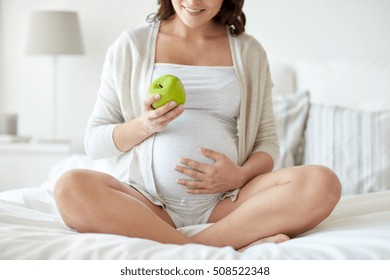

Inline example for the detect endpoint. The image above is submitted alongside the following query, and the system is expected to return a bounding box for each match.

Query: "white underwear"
[160,189,239,228]
[126,183,240,228]
[161,195,220,228]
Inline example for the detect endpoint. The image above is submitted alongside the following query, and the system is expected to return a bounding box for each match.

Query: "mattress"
[1,183,389,260]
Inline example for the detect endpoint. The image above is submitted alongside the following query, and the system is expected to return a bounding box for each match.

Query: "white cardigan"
[85,21,280,205]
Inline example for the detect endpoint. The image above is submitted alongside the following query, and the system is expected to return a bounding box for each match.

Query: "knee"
[54,169,92,227]
[54,169,88,205]
[307,165,342,209]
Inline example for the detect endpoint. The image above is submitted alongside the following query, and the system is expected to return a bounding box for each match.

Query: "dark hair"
[147,0,246,36]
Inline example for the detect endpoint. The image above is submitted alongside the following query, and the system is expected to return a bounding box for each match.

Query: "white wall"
[0,0,3,112]
[0,0,389,143]
[0,0,158,141]
[245,0,390,63]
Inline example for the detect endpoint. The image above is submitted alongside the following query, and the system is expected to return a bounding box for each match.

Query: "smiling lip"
[183,6,206,14]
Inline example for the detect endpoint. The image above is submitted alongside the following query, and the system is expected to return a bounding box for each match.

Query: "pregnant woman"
[54,0,341,251]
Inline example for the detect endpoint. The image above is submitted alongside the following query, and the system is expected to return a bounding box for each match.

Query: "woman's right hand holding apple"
[112,93,184,153]
[141,94,184,134]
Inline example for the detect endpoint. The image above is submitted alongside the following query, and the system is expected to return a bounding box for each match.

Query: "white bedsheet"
[1,185,390,260]
[0,155,389,259]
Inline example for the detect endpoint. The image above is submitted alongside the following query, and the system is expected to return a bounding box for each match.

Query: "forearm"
[113,117,154,152]
[113,99,184,152]
[238,151,274,187]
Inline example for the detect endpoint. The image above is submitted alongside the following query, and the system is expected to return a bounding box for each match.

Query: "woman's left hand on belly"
[174,148,246,194]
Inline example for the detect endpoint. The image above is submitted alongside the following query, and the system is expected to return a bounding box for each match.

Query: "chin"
[177,15,213,30]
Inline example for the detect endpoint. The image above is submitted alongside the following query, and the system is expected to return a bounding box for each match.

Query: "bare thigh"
[55,169,176,228]
[113,181,176,228]
[208,166,313,223]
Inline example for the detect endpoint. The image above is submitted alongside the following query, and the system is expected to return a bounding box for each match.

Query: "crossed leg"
[54,165,341,250]
[54,169,192,244]
[192,165,341,250]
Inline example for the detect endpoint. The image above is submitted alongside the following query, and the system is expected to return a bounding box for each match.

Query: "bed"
[0,171,389,259]
[1,60,389,260]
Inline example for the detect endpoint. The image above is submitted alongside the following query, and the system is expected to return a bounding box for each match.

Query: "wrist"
[236,165,251,189]
[113,117,154,152]
[135,116,155,138]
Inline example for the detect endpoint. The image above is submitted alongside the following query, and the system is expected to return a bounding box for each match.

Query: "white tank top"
[151,63,241,201]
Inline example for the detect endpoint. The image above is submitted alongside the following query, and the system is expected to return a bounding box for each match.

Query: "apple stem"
[158,83,163,88]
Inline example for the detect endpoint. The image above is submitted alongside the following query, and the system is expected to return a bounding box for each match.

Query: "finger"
[162,104,184,121]
[199,147,224,161]
[176,178,205,189]
[146,101,179,122]
[148,101,177,119]
[143,94,161,110]
[152,104,184,128]
[145,104,183,132]
[185,188,213,194]
[179,158,209,173]
[174,165,207,181]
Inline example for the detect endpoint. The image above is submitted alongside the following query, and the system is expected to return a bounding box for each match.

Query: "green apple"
[148,74,186,109]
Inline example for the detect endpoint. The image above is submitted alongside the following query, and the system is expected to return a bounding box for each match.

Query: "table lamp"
[25,11,84,142]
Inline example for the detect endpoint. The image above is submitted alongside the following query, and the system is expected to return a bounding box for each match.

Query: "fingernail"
[169,101,176,107]
[154,94,160,100]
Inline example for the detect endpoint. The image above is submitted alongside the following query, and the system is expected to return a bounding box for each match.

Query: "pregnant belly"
[152,111,238,201]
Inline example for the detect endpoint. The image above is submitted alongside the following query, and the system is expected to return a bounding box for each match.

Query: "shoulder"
[108,21,158,54]
[232,32,268,59]
[123,21,158,42]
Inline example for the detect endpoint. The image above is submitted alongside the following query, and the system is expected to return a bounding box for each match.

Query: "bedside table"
[0,142,74,191]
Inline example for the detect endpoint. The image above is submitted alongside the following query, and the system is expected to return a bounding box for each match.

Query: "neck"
[163,15,225,41]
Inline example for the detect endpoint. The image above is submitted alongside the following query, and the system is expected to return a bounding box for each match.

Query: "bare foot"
[238,234,290,252]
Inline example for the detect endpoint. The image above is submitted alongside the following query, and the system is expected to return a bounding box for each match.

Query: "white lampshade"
[26,11,84,55]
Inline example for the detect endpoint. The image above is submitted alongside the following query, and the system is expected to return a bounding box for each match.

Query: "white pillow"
[304,104,390,195]
[273,91,310,170]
